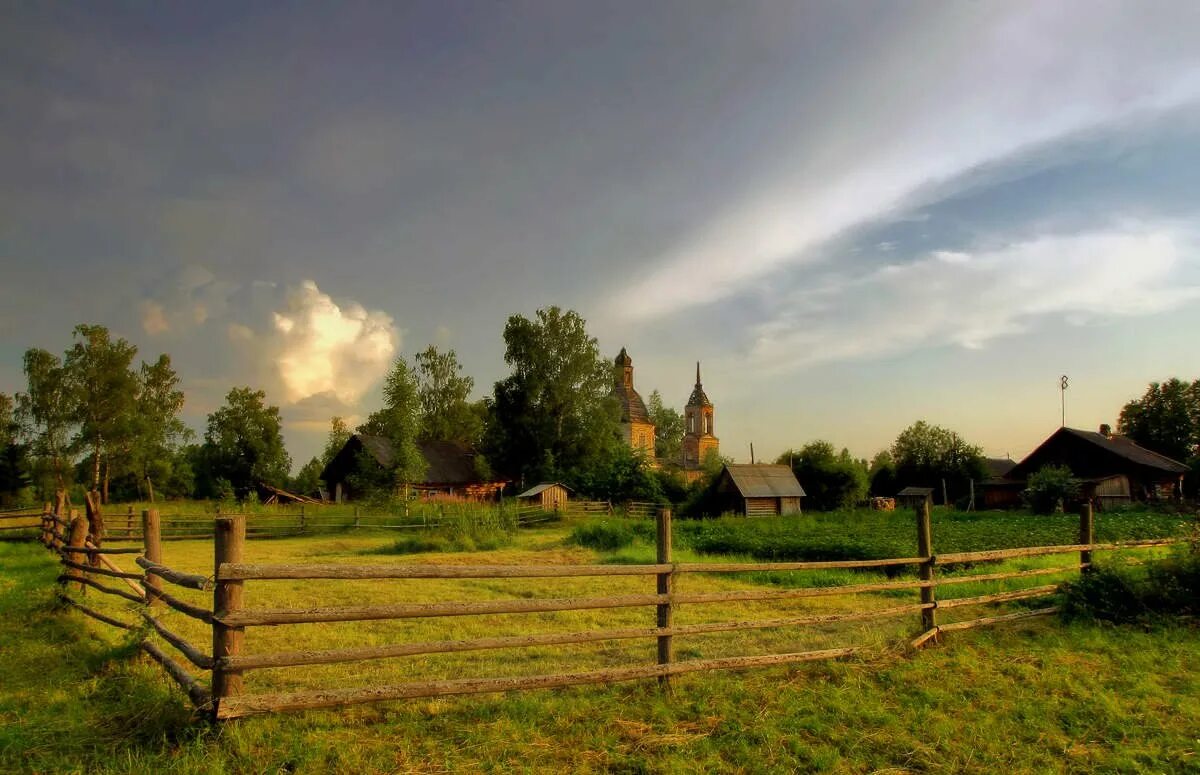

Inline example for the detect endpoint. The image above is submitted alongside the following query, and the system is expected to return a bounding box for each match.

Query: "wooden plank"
[218,593,670,627]
[59,574,147,604]
[675,557,926,573]
[141,612,214,669]
[672,579,931,606]
[136,557,212,590]
[216,648,860,718]
[223,603,931,671]
[60,557,144,580]
[158,589,214,623]
[0,523,41,531]
[909,628,939,649]
[938,606,1060,632]
[937,545,1091,564]
[936,585,1059,609]
[141,641,212,708]
[57,593,136,631]
[934,566,1077,587]
[218,562,670,581]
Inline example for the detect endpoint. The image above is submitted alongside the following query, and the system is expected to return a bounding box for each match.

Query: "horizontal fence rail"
[36,496,1192,723]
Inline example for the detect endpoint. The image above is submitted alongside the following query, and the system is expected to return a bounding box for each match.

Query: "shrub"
[568,520,653,551]
[1023,465,1079,514]
[1061,541,1200,623]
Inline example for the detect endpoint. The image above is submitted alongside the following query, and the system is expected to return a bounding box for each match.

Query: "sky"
[3,1,1200,470]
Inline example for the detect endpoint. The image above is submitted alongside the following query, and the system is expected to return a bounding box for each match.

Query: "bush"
[1061,541,1200,623]
[1023,465,1079,514]
[568,520,654,551]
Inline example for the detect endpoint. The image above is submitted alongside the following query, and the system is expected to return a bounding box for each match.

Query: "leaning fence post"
[1079,501,1094,574]
[41,501,52,548]
[656,507,674,690]
[65,511,88,593]
[916,499,936,635]
[212,514,246,719]
[142,509,163,608]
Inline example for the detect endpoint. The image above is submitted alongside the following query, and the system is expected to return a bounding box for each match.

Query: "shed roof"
[722,464,806,498]
[896,486,935,496]
[321,434,493,485]
[1008,427,1190,479]
[1059,428,1189,473]
[516,482,573,498]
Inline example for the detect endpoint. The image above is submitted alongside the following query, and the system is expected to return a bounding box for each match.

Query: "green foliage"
[1062,542,1200,623]
[383,500,518,553]
[777,441,868,511]
[322,416,351,466]
[646,390,683,463]
[1118,378,1200,464]
[199,387,291,498]
[574,444,664,503]
[358,357,426,485]
[1023,464,1079,514]
[568,519,655,551]
[17,347,73,491]
[487,306,620,484]
[414,346,484,444]
[867,450,898,497]
[63,324,140,493]
[291,456,324,497]
[0,393,31,504]
[890,421,987,504]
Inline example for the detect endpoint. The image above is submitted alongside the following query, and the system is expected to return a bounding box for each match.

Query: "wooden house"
[515,483,572,512]
[320,435,506,502]
[710,464,805,517]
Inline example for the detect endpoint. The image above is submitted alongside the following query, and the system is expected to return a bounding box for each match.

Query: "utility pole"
[1060,375,1069,428]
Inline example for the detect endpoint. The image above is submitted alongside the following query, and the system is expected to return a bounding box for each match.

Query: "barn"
[515,483,572,512]
[710,464,805,517]
[320,434,507,502]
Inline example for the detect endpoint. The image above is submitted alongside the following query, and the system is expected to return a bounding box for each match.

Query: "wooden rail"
[39,500,1190,722]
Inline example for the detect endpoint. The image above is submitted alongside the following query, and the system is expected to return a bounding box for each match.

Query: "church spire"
[696,361,701,386]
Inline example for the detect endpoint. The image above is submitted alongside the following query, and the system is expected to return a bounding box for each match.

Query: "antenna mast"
[1060,375,1069,427]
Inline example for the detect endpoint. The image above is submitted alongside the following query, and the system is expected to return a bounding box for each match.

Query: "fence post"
[300,505,306,534]
[53,490,67,551]
[142,509,163,608]
[916,499,936,635]
[41,501,52,548]
[353,505,360,529]
[65,511,88,593]
[1079,501,1094,574]
[656,507,674,690]
[126,506,134,539]
[212,514,246,719]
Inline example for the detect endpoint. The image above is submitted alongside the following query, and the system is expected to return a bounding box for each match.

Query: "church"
[610,349,719,471]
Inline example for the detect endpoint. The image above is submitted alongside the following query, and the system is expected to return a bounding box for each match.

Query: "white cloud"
[140,300,169,335]
[749,225,1200,371]
[614,2,1200,321]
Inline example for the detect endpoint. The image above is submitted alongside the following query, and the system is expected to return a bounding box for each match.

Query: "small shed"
[516,483,572,512]
[895,486,935,510]
[712,464,805,517]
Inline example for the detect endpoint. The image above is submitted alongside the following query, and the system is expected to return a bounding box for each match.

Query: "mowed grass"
[1,512,1198,773]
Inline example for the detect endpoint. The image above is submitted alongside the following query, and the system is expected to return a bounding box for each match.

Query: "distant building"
[611,348,656,455]
[320,434,506,502]
[709,464,805,516]
[681,362,719,471]
[981,424,1189,509]
[896,486,935,510]
[515,482,572,512]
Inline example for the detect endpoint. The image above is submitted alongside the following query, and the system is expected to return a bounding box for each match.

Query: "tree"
[0,393,30,504]
[413,346,485,444]
[890,421,987,505]
[16,348,73,492]
[200,387,291,498]
[868,450,899,497]
[358,357,426,485]
[1118,379,1200,463]
[126,354,189,501]
[777,441,869,511]
[323,416,352,465]
[647,390,684,464]
[487,307,620,485]
[62,324,139,501]
[291,456,325,497]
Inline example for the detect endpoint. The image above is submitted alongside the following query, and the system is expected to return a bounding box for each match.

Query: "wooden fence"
[36,499,1186,722]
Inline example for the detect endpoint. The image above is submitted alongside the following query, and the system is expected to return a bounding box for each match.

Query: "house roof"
[323,434,492,485]
[722,464,806,498]
[985,457,1017,479]
[611,350,651,424]
[1058,428,1189,473]
[517,482,573,498]
[897,486,935,496]
[1008,427,1190,479]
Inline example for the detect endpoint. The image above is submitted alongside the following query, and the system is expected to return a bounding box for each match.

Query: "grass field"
[2,508,1198,773]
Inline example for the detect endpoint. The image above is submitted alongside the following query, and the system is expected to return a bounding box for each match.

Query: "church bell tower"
[682,362,718,469]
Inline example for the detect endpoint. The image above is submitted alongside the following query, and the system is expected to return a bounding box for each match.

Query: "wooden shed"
[711,464,805,517]
[895,486,935,510]
[320,434,506,502]
[515,483,572,512]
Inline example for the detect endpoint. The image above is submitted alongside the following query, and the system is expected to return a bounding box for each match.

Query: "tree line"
[2,311,1198,509]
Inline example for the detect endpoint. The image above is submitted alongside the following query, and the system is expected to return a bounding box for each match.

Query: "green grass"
[2,511,1199,773]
